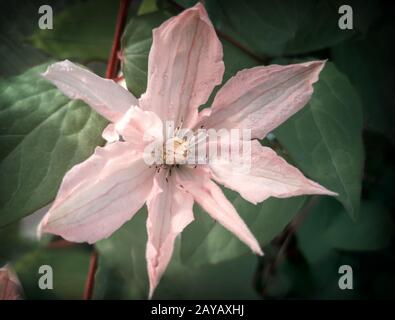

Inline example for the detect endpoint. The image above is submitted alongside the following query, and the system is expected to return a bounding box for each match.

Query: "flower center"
[163,136,189,165]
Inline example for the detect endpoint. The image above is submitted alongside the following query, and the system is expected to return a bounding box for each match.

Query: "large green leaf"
[121,11,259,98]
[0,64,107,226]
[29,0,118,62]
[331,22,395,142]
[275,62,364,219]
[176,0,379,56]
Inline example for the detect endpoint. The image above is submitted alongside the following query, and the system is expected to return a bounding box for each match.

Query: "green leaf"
[297,197,339,264]
[14,246,91,299]
[331,22,395,142]
[275,62,364,219]
[0,64,107,226]
[298,198,393,264]
[0,222,35,266]
[29,0,118,62]
[95,209,148,299]
[138,0,159,15]
[0,0,59,78]
[176,0,379,56]
[155,252,260,299]
[323,201,394,251]
[121,12,171,97]
[181,189,306,266]
[121,10,259,98]
[295,198,393,298]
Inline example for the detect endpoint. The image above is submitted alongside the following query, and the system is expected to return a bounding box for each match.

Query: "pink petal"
[102,124,119,143]
[199,61,325,139]
[115,106,163,148]
[38,142,154,243]
[0,265,23,300]
[146,172,194,298]
[210,140,337,205]
[42,60,138,122]
[176,167,262,256]
[139,3,224,128]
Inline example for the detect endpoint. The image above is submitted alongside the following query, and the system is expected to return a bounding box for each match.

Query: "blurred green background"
[0,0,394,299]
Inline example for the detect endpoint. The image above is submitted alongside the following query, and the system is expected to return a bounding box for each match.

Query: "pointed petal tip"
[325,189,339,197]
[255,246,264,256]
[314,59,327,71]
[148,287,154,300]
[190,1,208,14]
[147,267,159,300]
[312,183,338,197]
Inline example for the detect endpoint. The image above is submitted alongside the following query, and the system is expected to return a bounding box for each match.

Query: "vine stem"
[105,0,132,79]
[261,196,320,297]
[83,0,132,300]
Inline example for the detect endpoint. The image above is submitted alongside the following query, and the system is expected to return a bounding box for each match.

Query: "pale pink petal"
[139,3,224,128]
[115,106,163,148]
[146,172,194,298]
[176,168,262,256]
[210,140,337,205]
[198,61,325,139]
[38,142,155,243]
[102,124,119,143]
[0,265,23,300]
[42,60,138,122]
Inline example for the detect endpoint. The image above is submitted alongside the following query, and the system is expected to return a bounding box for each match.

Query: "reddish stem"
[83,0,132,300]
[105,0,132,80]
[83,250,98,300]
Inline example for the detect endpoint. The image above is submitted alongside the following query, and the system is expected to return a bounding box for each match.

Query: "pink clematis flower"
[38,3,336,298]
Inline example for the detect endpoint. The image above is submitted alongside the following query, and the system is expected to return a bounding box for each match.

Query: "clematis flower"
[38,3,336,298]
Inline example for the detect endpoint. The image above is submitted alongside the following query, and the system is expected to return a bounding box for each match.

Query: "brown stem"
[83,0,132,300]
[83,250,98,300]
[105,0,132,79]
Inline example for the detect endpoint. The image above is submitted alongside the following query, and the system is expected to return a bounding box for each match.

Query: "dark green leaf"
[0,0,61,77]
[331,22,395,142]
[15,246,90,299]
[275,62,364,219]
[121,12,171,97]
[298,198,393,262]
[0,64,107,226]
[29,0,118,62]
[176,0,379,56]
[323,201,394,251]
